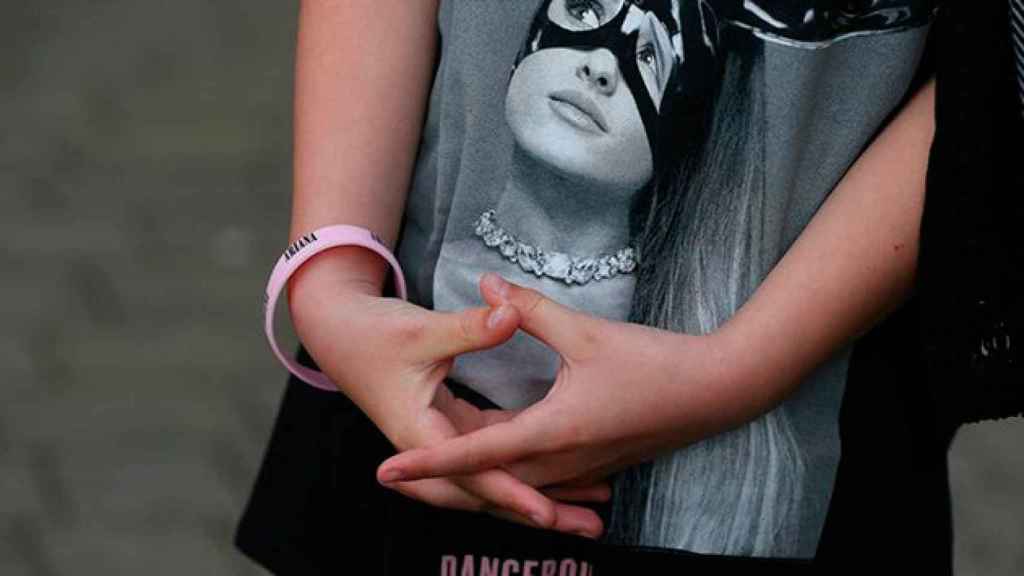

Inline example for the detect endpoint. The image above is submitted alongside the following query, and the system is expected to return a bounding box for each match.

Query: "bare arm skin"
[286,0,439,300]
[281,0,608,537]
[711,78,936,425]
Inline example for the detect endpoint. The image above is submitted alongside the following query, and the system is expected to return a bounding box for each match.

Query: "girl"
[239,0,941,572]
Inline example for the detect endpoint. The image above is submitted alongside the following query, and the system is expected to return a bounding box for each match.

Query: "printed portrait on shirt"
[506,0,719,187]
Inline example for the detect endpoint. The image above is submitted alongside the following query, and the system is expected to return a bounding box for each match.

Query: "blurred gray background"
[0,1,1020,574]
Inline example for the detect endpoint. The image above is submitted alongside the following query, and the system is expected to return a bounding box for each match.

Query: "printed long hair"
[608,30,808,557]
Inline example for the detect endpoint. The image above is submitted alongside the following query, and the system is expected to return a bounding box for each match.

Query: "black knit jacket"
[916,0,1022,430]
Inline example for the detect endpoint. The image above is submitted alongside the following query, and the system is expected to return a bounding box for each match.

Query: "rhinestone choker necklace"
[473,209,638,286]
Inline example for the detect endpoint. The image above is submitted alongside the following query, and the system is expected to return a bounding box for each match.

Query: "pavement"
[0,1,1020,574]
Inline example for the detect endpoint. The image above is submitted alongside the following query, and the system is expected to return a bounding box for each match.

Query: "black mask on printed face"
[511,0,719,166]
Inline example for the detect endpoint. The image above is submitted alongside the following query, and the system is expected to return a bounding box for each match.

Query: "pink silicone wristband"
[263,225,408,391]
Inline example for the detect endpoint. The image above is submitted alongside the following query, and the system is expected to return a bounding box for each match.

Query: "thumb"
[479,272,591,358]
[414,302,521,361]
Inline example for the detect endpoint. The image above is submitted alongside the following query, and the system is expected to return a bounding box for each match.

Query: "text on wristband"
[283,232,318,261]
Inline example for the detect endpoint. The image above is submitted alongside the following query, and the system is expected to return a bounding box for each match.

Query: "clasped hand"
[376,273,735,538]
[293,265,621,538]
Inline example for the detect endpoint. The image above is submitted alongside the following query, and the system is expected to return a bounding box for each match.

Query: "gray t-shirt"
[396,0,933,559]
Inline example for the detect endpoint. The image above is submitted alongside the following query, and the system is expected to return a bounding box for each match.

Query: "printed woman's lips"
[548,89,608,134]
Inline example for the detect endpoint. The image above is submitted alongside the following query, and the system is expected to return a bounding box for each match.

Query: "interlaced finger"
[386,476,603,538]
[379,413,549,482]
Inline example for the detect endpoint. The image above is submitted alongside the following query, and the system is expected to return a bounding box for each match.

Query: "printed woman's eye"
[564,0,604,29]
[637,43,659,78]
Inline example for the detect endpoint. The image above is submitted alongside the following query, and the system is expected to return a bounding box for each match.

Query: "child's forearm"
[711,79,936,418]
[287,0,440,303]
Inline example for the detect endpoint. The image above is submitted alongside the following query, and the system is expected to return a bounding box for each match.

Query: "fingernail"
[379,468,403,483]
[486,305,510,330]
[485,273,511,299]
[529,512,549,527]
